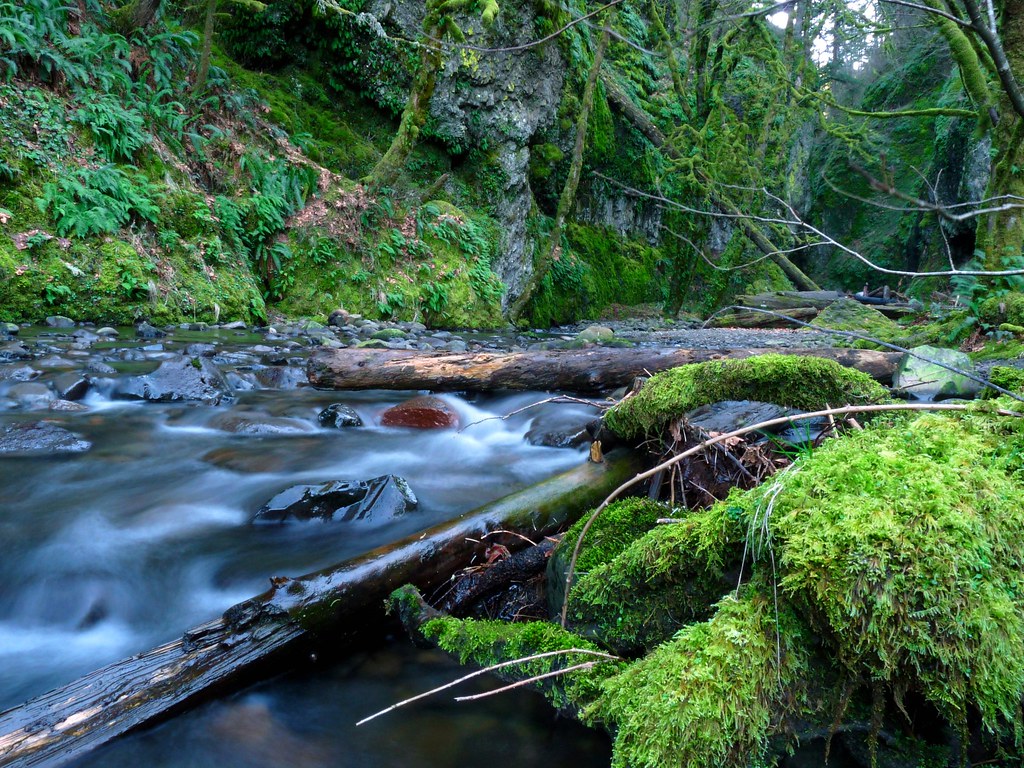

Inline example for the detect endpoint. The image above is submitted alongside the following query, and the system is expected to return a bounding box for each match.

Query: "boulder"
[318,403,363,429]
[52,372,89,401]
[252,475,418,524]
[525,411,591,448]
[44,316,74,328]
[380,395,459,429]
[0,421,91,455]
[578,325,615,344]
[894,345,981,400]
[114,356,232,405]
[135,322,166,339]
[6,382,55,409]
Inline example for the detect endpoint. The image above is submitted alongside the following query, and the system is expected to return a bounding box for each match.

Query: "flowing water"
[0,325,611,766]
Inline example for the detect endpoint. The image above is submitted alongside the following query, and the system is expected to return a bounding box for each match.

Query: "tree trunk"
[508,12,614,323]
[307,346,902,392]
[365,28,442,190]
[193,0,217,93]
[0,453,640,768]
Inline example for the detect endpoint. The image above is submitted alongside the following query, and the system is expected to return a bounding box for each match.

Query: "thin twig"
[356,648,619,725]
[453,661,601,701]
[559,402,1023,627]
[458,395,608,433]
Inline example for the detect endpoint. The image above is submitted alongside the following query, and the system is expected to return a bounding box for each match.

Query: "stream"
[0,322,611,766]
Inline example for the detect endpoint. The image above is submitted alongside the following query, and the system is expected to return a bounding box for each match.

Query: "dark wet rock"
[135,322,167,339]
[318,403,363,429]
[0,421,91,455]
[380,395,459,429]
[253,475,418,524]
[327,308,351,327]
[51,372,89,401]
[6,382,55,409]
[683,401,795,435]
[44,316,75,328]
[185,343,217,358]
[1,322,20,336]
[49,399,89,412]
[209,413,318,435]
[894,345,981,400]
[525,412,590,448]
[114,356,232,405]
[0,365,39,382]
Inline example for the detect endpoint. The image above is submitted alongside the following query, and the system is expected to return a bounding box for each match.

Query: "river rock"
[1,322,19,336]
[114,355,232,405]
[52,372,89,400]
[684,401,795,435]
[6,382,55,409]
[318,403,363,428]
[894,345,981,400]
[0,365,39,382]
[0,421,91,455]
[578,325,615,344]
[209,413,318,435]
[135,322,166,339]
[253,475,418,524]
[251,366,307,390]
[380,395,459,429]
[0,341,32,361]
[525,412,590,448]
[44,316,74,328]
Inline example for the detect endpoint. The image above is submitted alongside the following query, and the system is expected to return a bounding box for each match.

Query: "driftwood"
[736,291,846,311]
[308,346,903,392]
[0,452,641,768]
[440,538,558,617]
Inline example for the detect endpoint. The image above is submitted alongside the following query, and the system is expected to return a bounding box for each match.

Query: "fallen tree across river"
[307,346,902,392]
[0,451,641,768]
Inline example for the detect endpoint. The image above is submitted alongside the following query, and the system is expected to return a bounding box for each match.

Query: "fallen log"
[307,346,902,392]
[0,451,641,768]
[736,290,846,311]
[707,307,820,328]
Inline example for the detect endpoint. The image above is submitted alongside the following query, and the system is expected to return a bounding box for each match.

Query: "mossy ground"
[604,354,890,440]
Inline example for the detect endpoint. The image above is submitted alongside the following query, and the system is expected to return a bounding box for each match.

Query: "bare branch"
[453,661,601,701]
[357,648,619,725]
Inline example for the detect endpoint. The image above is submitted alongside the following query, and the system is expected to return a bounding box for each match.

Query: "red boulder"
[380,395,459,429]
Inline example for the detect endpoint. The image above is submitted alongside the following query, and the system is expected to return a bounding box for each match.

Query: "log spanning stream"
[0,325,612,767]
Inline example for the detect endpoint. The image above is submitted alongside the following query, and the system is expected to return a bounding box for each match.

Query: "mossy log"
[736,290,846,310]
[307,347,902,392]
[0,452,641,768]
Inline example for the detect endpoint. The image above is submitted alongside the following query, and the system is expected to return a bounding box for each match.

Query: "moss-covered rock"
[810,298,903,347]
[983,365,1024,398]
[604,354,890,440]
[979,291,1024,327]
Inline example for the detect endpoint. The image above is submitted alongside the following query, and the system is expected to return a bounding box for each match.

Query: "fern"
[37,164,158,237]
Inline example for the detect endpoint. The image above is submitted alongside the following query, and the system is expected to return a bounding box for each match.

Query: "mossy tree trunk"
[193,0,217,93]
[364,28,443,190]
[508,12,614,323]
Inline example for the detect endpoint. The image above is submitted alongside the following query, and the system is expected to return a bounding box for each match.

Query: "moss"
[766,412,1024,736]
[810,298,904,347]
[556,498,669,576]
[421,615,622,713]
[983,366,1024,398]
[584,589,812,768]
[605,354,890,440]
[979,292,1024,327]
[524,220,665,327]
[564,498,744,654]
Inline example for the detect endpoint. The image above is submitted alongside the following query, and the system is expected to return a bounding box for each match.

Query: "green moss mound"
[565,498,744,654]
[605,354,890,440]
[584,589,811,768]
[979,291,1024,328]
[769,412,1024,734]
[983,365,1024,398]
[810,298,903,347]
